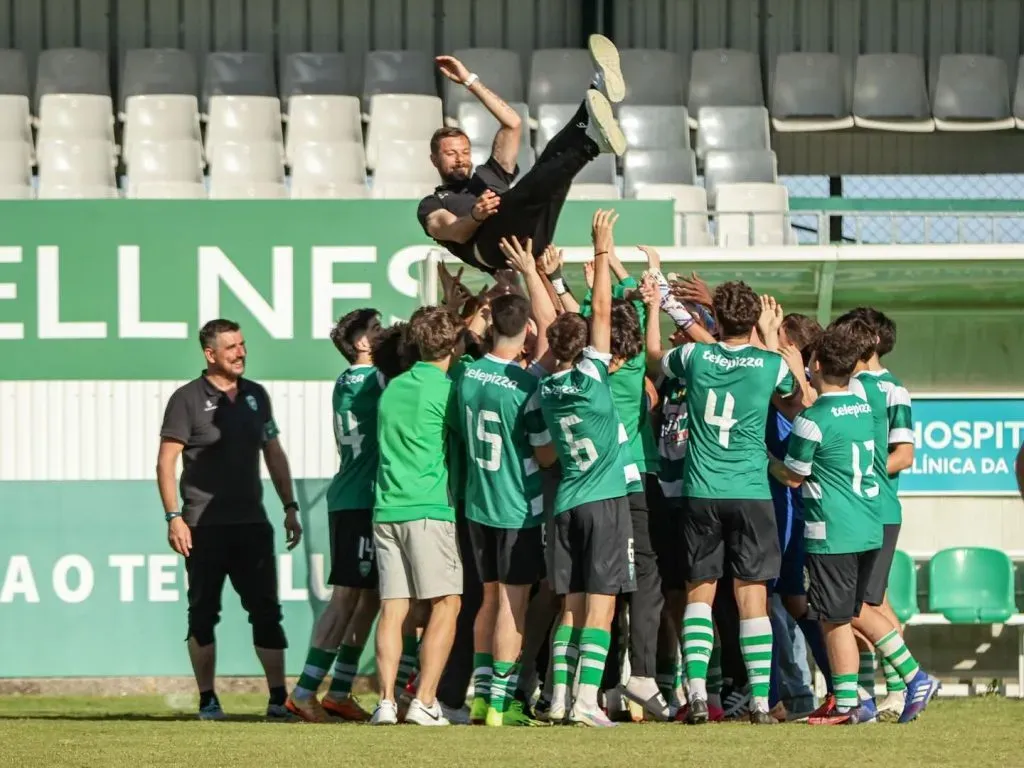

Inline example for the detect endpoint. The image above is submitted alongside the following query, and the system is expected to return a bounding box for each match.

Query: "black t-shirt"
[416,155,518,265]
[160,375,279,527]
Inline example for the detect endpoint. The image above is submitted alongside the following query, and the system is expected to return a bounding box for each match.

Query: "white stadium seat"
[37,183,119,199]
[37,138,116,187]
[715,182,794,247]
[290,141,366,186]
[125,140,204,193]
[209,181,288,199]
[291,182,369,199]
[0,140,32,185]
[566,183,621,200]
[371,180,438,199]
[0,183,33,199]
[0,95,33,149]
[208,141,284,184]
[122,95,201,159]
[285,95,362,163]
[205,95,283,156]
[634,184,713,246]
[130,181,208,199]
[37,93,115,143]
[374,139,437,185]
[365,94,442,171]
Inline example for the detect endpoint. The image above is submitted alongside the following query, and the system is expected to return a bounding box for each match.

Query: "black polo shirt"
[160,374,279,527]
[416,155,518,265]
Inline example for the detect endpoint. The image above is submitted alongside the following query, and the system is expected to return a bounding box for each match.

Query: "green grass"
[0,696,1021,767]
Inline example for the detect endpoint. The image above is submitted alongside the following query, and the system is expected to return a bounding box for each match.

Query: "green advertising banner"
[0,200,672,381]
[0,480,358,678]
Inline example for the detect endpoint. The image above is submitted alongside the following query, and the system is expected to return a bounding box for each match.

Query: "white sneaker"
[623,677,671,722]
[404,698,450,726]
[440,703,471,725]
[876,690,906,722]
[548,683,571,724]
[370,699,399,725]
[587,34,625,103]
[584,90,627,157]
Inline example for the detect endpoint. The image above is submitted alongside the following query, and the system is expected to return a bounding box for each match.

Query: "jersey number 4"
[559,415,598,471]
[466,407,502,471]
[703,390,738,448]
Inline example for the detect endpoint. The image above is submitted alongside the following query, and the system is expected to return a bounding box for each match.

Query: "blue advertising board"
[900,395,1024,496]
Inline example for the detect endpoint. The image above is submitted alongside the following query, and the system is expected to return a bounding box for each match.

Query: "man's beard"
[441,166,472,184]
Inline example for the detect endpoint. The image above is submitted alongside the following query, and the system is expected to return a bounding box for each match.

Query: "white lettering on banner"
[37,246,108,339]
[52,554,94,603]
[117,246,189,339]
[908,455,1010,476]
[198,246,294,338]
[913,420,1024,451]
[307,554,331,602]
[0,246,24,340]
[311,247,374,339]
[278,554,308,601]
[0,555,39,603]
[388,246,435,298]
[108,554,145,602]
[148,555,180,602]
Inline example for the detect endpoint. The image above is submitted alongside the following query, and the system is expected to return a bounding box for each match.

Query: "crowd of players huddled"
[282,210,937,728]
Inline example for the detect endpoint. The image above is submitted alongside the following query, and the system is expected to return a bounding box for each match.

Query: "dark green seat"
[928,547,1017,624]
[887,549,918,623]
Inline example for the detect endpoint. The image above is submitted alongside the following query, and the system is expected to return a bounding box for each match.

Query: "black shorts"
[863,523,901,606]
[328,509,378,589]
[683,498,781,583]
[547,497,636,597]
[648,480,687,590]
[806,549,880,624]
[468,521,545,586]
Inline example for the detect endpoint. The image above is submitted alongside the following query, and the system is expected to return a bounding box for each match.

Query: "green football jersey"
[783,392,882,554]
[848,369,914,525]
[325,365,386,512]
[539,347,639,515]
[457,354,551,529]
[655,375,689,499]
[447,355,474,503]
[663,342,797,500]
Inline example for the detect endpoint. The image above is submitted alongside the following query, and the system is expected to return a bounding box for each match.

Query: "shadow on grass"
[0,713,290,723]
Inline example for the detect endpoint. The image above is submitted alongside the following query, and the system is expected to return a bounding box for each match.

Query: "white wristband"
[463,73,479,88]
[551,277,568,296]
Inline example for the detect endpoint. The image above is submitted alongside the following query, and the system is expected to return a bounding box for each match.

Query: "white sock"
[576,682,600,711]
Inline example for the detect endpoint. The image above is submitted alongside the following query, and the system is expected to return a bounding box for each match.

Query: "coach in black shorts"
[417,37,627,274]
[157,318,302,721]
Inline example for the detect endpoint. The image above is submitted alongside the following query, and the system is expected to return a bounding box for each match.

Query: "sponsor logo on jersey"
[830,402,872,418]
[701,350,765,370]
[466,367,521,390]
[342,372,367,385]
[541,382,581,396]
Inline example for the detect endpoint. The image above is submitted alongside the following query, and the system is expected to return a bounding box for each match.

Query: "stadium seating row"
[5,46,1024,131]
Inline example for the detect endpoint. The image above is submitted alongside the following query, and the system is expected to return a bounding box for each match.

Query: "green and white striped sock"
[707,639,723,702]
[490,660,518,713]
[881,656,907,692]
[326,643,363,699]
[739,617,773,712]
[682,602,714,701]
[877,631,919,686]
[472,652,494,702]
[858,651,877,699]
[656,656,676,702]
[577,627,611,710]
[551,625,581,712]
[395,634,420,690]
[293,646,336,700]
[833,673,859,712]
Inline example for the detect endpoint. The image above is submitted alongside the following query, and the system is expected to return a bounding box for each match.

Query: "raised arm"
[639,276,664,372]
[590,209,617,355]
[436,55,523,175]
[500,236,557,361]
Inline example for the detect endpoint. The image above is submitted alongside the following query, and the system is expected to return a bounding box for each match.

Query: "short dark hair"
[330,308,380,363]
[846,306,897,358]
[371,323,416,381]
[610,299,642,361]
[430,127,469,156]
[817,318,877,380]
[712,281,760,339]
[408,305,462,362]
[547,313,589,364]
[491,294,531,339]
[826,315,878,364]
[782,313,823,367]
[199,319,240,350]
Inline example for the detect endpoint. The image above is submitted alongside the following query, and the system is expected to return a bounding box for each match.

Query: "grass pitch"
[1,695,1021,767]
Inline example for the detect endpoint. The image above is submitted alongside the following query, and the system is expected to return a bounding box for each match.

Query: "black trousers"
[437,506,483,709]
[472,101,598,271]
[625,487,664,678]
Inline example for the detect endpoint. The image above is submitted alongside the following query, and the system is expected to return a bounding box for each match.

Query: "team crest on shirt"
[245,395,258,411]
[359,560,372,577]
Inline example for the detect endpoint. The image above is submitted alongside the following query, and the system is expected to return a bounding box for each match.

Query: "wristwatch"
[284,501,300,514]
[165,511,182,523]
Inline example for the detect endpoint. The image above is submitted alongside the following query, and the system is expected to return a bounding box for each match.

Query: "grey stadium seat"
[36,49,110,112]
[623,148,697,197]
[0,50,30,98]
[702,149,777,207]
[852,54,934,132]
[534,103,578,155]
[457,101,530,149]
[1016,57,1024,129]
[619,105,690,150]
[281,53,352,112]
[446,49,524,119]
[574,154,616,185]
[931,54,1014,132]
[202,52,277,114]
[528,48,592,115]
[687,49,763,129]
[120,49,198,112]
[695,106,770,162]
[471,146,534,177]
[771,52,853,132]
[362,50,436,112]
[620,49,687,106]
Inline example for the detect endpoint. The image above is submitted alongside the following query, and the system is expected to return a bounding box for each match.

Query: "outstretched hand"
[472,190,501,222]
[499,236,536,275]
[435,55,472,84]
[591,208,618,253]
[538,244,563,276]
